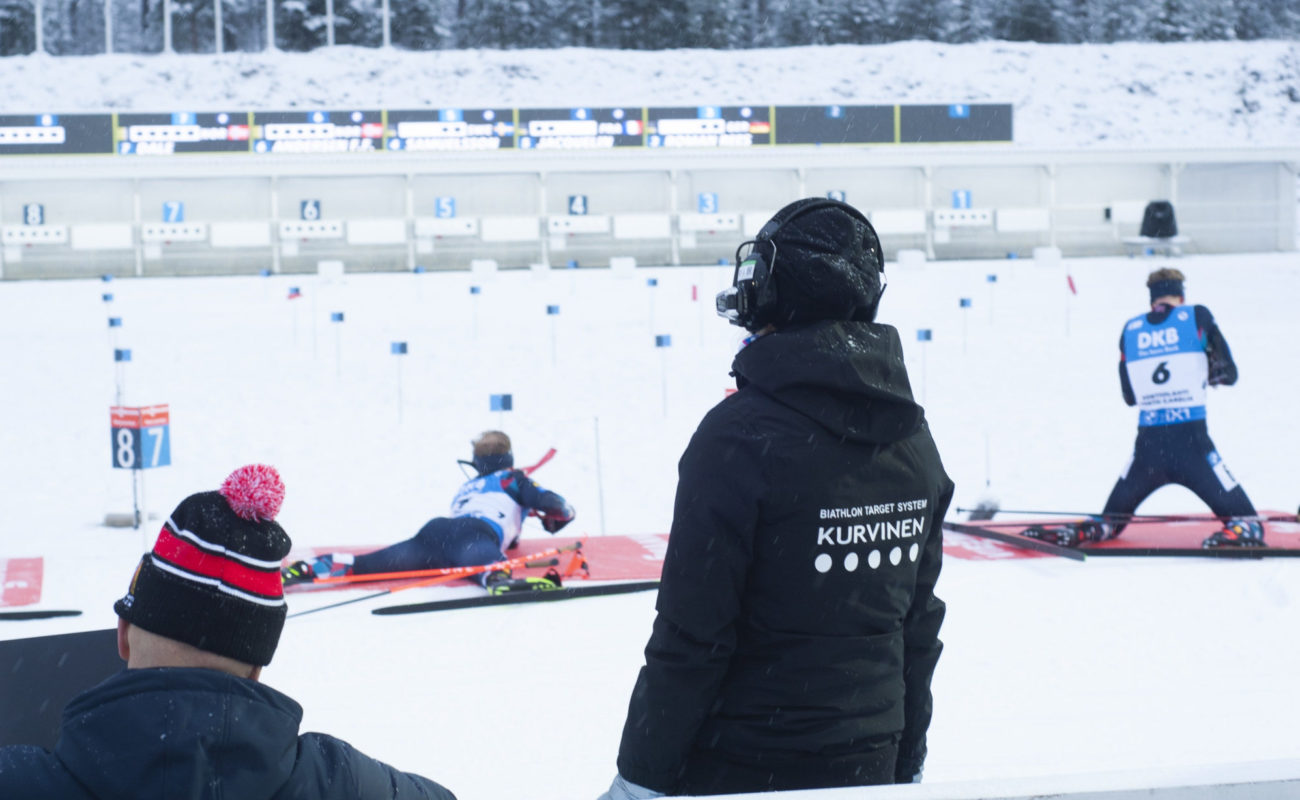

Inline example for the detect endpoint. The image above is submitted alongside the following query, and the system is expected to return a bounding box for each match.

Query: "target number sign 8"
[110,405,171,470]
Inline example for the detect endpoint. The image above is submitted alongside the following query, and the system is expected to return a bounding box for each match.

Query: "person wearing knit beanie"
[115,463,291,667]
[0,465,456,800]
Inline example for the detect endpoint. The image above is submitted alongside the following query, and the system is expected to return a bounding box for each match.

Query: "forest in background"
[0,0,1297,57]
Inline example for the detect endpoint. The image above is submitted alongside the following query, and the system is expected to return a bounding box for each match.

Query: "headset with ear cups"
[715,198,884,330]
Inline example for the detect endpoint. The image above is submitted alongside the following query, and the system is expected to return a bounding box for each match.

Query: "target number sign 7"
[110,405,171,470]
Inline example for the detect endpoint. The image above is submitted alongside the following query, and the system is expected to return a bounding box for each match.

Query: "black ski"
[372,580,660,616]
[943,521,1087,561]
[946,521,1298,559]
[1081,546,1297,559]
[0,609,83,621]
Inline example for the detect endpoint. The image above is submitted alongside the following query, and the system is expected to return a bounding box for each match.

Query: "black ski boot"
[1022,521,1111,548]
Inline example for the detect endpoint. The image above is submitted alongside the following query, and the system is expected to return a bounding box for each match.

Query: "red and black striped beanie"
[114,464,290,666]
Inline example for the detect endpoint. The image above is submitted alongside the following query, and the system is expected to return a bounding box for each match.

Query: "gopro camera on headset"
[716,245,760,325]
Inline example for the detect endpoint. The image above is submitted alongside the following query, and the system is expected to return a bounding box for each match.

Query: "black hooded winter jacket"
[616,319,952,796]
[0,667,455,800]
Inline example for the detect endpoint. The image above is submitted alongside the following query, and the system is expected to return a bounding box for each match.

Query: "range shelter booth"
[0,106,1294,280]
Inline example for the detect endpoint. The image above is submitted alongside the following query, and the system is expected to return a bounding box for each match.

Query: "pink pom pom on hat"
[220,463,285,522]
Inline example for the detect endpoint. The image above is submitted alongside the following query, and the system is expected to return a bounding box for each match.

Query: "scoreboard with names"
[386,108,515,151]
[0,104,1011,157]
[115,112,252,155]
[516,107,643,149]
[252,110,385,154]
[646,106,772,148]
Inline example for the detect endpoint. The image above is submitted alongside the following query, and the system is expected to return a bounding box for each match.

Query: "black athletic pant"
[1103,420,1255,536]
[677,737,899,795]
[352,516,504,583]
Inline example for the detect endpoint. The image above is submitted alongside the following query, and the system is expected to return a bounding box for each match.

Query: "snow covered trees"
[2,0,1298,56]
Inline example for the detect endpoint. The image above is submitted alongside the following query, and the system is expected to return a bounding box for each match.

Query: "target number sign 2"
[110,405,171,470]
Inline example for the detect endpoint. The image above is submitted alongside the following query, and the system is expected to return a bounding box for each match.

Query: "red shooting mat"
[284,534,667,594]
[0,558,44,607]
[1082,511,1300,550]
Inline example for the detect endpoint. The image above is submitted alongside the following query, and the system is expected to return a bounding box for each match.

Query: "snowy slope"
[1,40,1299,149]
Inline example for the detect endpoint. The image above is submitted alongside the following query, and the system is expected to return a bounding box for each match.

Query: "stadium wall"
[1,146,1295,279]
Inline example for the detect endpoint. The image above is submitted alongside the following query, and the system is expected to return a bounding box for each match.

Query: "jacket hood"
[55,668,301,800]
[731,320,924,444]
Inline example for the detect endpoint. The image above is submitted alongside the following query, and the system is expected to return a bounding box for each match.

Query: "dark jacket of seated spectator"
[0,464,455,800]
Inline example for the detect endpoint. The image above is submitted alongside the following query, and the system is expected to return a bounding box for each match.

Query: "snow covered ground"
[2,37,1299,799]
[2,253,1299,798]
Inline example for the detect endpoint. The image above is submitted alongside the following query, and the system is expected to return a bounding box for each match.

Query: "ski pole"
[523,447,556,475]
[458,447,555,479]
[287,570,470,619]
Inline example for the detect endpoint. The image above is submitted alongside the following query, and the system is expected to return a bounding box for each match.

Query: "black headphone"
[715,198,884,330]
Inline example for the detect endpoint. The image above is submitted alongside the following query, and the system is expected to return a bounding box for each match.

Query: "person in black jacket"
[0,464,456,800]
[599,198,953,799]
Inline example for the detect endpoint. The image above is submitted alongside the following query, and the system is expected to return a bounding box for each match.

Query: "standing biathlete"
[1035,269,1262,548]
[283,431,575,591]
